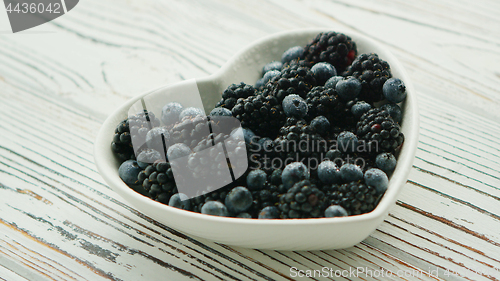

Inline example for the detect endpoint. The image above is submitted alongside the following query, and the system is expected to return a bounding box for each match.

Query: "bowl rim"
[94,27,419,226]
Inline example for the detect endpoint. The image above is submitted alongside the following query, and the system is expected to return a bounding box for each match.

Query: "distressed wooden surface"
[1,0,499,280]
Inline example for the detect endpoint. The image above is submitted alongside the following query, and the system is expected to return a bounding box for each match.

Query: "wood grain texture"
[1,0,499,280]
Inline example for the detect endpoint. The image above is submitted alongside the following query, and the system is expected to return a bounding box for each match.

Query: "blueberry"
[118,160,142,186]
[375,152,397,174]
[242,128,258,145]
[336,77,362,101]
[337,131,358,153]
[136,148,163,169]
[317,160,340,184]
[282,94,308,118]
[325,149,342,161]
[179,107,204,120]
[168,193,191,210]
[339,164,363,182]
[380,103,402,123]
[310,116,330,136]
[258,206,279,219]
[161,102,183,126]
[270,169,282,185]
[282,162,309,189]
[325,76,344,89]
[146,127,170,152]
[201,201,229,216]
[210,107,232,117]
[236,212,252,218]
[364,168,389,193]
[324,205,348,217]
[281,46,304,64]
[351,101,372,118]
[230,127,258,146]
[167,143,191,160]
[383,78,407,103]
[225,186,253,213]
[246,169,267,190]
[262,70,281,84]
[311,62,337,85]
[262,61,283,75]
[255,78,264,89]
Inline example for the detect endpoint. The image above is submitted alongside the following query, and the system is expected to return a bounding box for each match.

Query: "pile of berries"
[113,31,407,219]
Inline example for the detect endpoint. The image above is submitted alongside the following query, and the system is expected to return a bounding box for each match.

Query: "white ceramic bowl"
[94,28,419,250]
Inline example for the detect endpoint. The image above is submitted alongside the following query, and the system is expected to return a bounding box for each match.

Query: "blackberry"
[231,93,286,138]
[174,130,248,199]
[129,111,161,150]
[190,153,249,213]
[342,53,392,103]
[324,181,381,216]
[111,119,135,161]
[112,110,160,161]
[138,162,177,204]
[215,82,256,110]
[170,115,212,148]
[263,62,317,102]
[248,183,284,218]
[278,117,315,135]
[273,118,328,165]
[278,180,328,218]
[305,86,356,132]
[188,132,240,178]
[302,31,357,73]
[356,108,404,153]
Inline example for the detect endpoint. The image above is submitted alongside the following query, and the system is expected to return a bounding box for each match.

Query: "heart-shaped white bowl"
[94,28,419,250]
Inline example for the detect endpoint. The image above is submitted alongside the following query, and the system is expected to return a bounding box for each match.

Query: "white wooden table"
[1,0,499,280]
